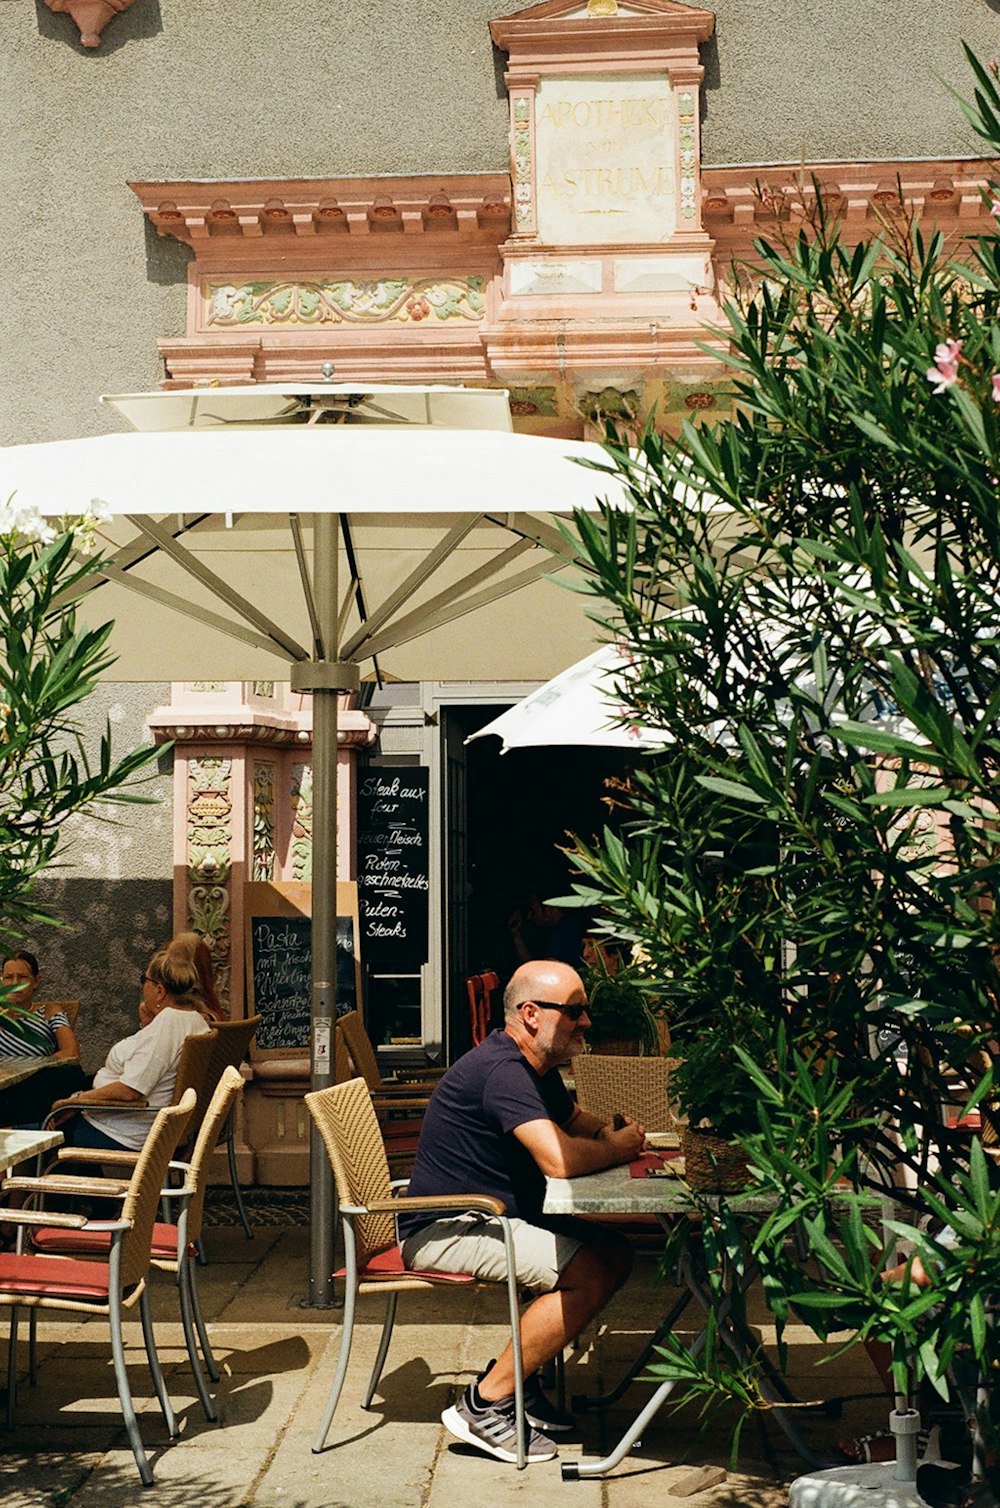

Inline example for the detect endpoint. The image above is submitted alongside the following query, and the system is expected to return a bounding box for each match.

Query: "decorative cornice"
[701,158,997,260]
[151,722,311,748]
[148,697,378,751]
[150,720,377,750]
[490,0,715,61]
[131,176,511,253]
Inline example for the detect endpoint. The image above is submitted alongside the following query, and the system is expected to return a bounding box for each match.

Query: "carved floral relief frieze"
[678,92,698,223]
[290,762,313,882]
[252,765,277,883]
[205,276,486,329]
[186,756,233,1009]
[512,94,536,234]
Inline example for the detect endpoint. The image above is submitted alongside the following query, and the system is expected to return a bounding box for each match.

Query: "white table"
[544,1162,834,1481]
[0,1127,62,1174]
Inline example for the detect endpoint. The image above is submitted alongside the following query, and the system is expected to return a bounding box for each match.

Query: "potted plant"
[579,953,661,1056]
[670,1009,770,1191]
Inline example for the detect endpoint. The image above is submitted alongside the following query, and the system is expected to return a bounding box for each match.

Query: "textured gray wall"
[703,0,1000,163]
[1,0,998,1058]
[15,685,174,1070]
[2,0,998,444]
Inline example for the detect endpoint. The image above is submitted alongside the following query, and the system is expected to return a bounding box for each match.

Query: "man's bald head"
[503,960,585,1022]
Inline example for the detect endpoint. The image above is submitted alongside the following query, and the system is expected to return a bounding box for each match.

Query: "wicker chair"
[22,1065,246,1423]
[0,1090,195,1486]
[335,1016,434,1177]
[337,1009,445,1094]
[574,1053,686,1134]
[204,1015,260,1240]
[37,1000,81,1031]
[305,1077,530,1467]
[43,1026,219,1159]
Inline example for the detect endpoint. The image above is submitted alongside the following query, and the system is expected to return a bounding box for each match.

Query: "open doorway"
[442,702,631,1059]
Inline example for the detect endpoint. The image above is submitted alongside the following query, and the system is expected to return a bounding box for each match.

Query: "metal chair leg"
[138,1286,177,1439]
[225,1115,253,1241]
[188,1262,219,1382]
[5,1306,18,1428]
[363,1291,398,1408]
[177,1260,216,1422]
[110,1290,154,1487]
[496,1217,526,1470]
[28,1310,37,1386]
[312,1252,357,1451]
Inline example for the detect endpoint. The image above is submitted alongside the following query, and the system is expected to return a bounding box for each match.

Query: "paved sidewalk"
[0,1224,882,1507]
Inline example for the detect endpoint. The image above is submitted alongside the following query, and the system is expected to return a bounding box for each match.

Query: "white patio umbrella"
[472,603,929,755]
[470,642,671,751]
[0,382,630,1303]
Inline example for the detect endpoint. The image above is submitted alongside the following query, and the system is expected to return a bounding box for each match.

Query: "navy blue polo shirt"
[397,1029,574,1237]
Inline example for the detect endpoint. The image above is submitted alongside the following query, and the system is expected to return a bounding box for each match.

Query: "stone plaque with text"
[534,74,677,245]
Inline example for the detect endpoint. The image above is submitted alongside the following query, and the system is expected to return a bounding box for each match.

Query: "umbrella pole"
[294,512,360,1307]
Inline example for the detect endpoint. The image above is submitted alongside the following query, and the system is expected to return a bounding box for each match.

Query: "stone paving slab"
[0,1225,882,1505]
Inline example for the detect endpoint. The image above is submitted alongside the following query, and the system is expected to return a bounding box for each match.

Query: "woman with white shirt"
[64,941,213,1152]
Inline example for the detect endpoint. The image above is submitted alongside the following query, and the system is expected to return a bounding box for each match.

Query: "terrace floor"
[0,1207,886,1508]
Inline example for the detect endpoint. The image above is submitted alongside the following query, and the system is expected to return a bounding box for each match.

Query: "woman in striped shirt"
[0,951,88,1125]
[0,952,79,1060]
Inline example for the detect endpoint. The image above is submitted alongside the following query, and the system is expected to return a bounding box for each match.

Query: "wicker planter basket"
[681,1126,751,1193]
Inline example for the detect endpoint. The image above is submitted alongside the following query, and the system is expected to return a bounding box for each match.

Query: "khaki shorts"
[400,1212,591,1294]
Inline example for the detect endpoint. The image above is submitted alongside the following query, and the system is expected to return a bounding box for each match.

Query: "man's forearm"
[563,1105,607,1140]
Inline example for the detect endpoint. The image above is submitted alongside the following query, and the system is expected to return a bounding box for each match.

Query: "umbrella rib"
[290,513,324,658]
[357,549,566,663]
[93,560,297,660]
[337,575,359,644]
[339,514,484,660]
[339,514,388,687]
[486,512,578,558]
[125,514,309,662]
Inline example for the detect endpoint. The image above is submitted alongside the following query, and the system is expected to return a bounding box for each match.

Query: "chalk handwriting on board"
[251,915,356,1051]
[357,768,430,965]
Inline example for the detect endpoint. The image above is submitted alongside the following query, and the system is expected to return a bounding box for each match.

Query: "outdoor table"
[0,1057,70,1094]
[544,1162,837,1481]
[0,1126,62,1174]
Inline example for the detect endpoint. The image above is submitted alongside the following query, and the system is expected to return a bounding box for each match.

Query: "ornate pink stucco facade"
[131,0,999,1180]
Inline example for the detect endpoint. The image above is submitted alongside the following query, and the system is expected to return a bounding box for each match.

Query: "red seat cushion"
[32,1221,188,1262]
[338,1244,475,1284]
[0,1251,112,1302]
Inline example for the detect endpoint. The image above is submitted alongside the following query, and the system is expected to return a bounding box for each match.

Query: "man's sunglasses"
[521,1000,589,1021]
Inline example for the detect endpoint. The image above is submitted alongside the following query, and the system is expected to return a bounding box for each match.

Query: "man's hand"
[593,1115,646,1165]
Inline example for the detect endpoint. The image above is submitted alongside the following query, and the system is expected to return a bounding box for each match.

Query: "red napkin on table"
[629,1151,666,1177]
[628,1147,685,1177]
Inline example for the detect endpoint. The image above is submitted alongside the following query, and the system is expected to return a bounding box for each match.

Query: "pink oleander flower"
[926,338,963,393]
[991,199,1000,219]
[992,373,1000,403]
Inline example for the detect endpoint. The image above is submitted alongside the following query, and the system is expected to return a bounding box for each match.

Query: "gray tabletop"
[0,1127,62,1174]
[544,1162,779,1217]
[0,1056,70,1092]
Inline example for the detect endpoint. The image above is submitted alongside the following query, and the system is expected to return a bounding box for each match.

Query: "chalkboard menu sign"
[250,914,357,1052]
[357,767,430,967]
[244,881,361,1060]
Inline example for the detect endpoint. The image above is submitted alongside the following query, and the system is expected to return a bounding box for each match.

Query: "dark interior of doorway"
[447,703,632,1060]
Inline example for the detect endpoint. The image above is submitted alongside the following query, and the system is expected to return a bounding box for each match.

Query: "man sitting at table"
[399,958,646,1465]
